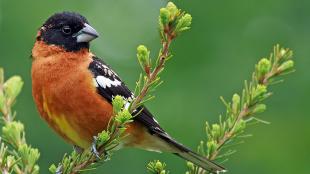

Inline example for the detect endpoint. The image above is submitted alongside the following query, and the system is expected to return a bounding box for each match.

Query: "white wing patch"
[96,75,121,88]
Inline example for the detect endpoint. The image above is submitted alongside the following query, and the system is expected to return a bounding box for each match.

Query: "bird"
[31,12,225,173]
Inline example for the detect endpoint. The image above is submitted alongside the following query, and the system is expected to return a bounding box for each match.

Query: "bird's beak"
[75,23,99,43]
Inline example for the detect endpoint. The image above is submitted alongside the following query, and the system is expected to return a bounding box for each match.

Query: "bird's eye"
[62,26,72,34]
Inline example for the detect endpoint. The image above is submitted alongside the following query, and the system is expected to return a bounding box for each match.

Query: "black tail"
[174,148,226,173]
[147,125,226,173]
[135,108,226,173]
[161,134,226,173]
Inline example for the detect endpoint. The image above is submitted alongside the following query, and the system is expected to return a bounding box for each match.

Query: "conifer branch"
[185,45,295,174]
[130,2,192,112]
[0,68,40,174]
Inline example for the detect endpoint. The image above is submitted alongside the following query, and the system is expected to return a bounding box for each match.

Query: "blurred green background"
[0,0,309,173]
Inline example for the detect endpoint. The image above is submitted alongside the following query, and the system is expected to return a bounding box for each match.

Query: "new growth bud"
[2,121,25,148]
[207,140,218,157]
[49,164,57,173]
[18,144,40,169]
[211,124,221,140]
[175,13,192,33]
[252,104,266,114]
[280,48,287,57]
[277,60,294,72]
[257,58,271,78]
[166,2,178,20]
[155,161,163,171]
[112,95,125,113]
[252,85,267,100]
[186,162,195,171]
[115,109,132,125]
[3,76,23,103]
[158,2,192,39]
[147,160,166,174]
[137,45,151,74]
[97,130,110,146]
[232,94,240,114]
[159,8,170,26]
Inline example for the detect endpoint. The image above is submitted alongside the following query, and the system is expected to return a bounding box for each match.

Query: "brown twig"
[209,109,248,161]
[129,30,173,113]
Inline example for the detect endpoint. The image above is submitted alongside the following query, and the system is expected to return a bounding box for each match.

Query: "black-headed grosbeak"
[31,12,225,173]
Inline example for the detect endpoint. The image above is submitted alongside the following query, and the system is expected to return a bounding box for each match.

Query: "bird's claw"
[91,136,101,159]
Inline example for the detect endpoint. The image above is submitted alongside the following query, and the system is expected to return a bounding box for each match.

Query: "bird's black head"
[38,12,99,52]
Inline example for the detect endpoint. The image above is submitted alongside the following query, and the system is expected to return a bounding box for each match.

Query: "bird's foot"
[91,136,101,159]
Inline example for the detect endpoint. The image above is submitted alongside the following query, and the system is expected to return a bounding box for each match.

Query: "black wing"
[88,57,226,173]
[88,56,166,135]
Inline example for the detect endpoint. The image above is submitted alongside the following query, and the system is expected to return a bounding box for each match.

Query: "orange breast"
[31,48,113,148]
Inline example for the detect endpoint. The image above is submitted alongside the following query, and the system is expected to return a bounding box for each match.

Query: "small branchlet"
[0,68,40,174]
[137,45,151,75]
[131,1,192,112]
[186,45,295,174]
[159,2,192,40]
[147,160,168,174]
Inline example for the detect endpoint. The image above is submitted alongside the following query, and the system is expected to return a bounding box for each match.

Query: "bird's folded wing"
[88,56,166,134]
